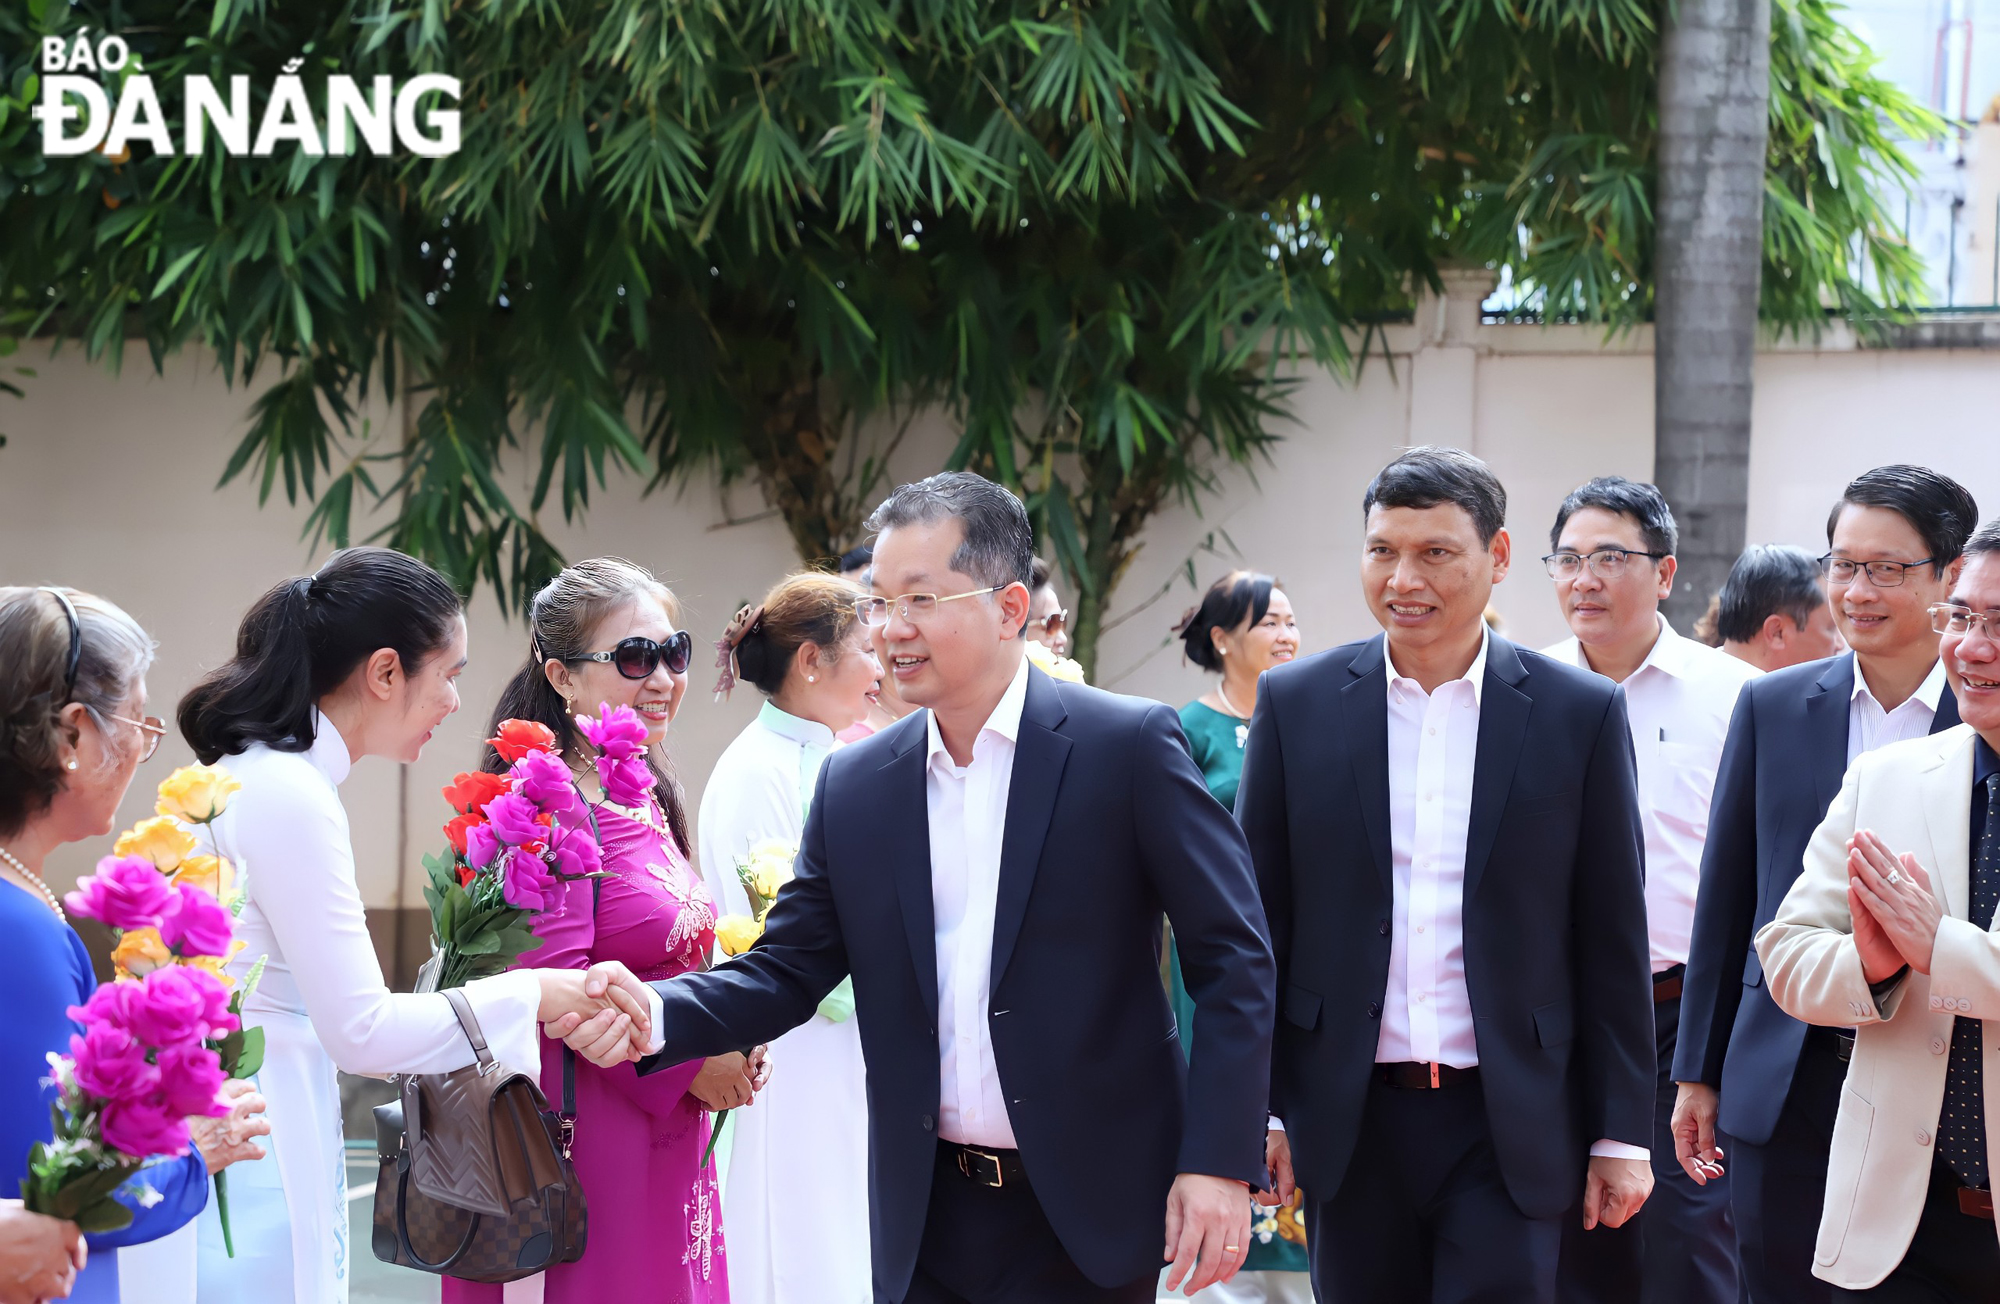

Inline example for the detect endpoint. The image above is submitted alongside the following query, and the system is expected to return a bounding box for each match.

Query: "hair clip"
[712,603,767,698]
[1170,604,1203,636]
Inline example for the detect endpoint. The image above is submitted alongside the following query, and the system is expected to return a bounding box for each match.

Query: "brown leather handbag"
[370,987,589,1281]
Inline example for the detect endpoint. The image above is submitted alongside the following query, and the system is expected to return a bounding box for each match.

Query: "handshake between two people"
[533,962,772,1106]
[1674,828,1939,1189]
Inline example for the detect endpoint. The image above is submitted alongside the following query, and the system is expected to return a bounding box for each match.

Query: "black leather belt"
[945,1142,1029,1188]
[1654,963,1685,1003]
[1810,1026,1856,1063]
[1376,1062,1478,1089]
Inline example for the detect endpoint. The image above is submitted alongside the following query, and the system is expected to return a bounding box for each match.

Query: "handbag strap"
[441,987,495,1074]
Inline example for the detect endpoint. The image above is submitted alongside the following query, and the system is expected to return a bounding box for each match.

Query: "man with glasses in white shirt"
[564,472,1277,1304]
[1538,477,1761,1304]
[1675,465,1980,1304]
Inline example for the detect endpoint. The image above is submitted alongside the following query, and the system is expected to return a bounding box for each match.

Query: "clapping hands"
[536,961,656,1067]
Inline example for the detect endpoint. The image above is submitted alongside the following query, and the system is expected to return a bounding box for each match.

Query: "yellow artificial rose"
[738,839,798,915]
[155,764,242,825]
[1024,638,1087,684]
[111,927,173,978]
[172,854,237,903]
[713,915,764,957]
[114,816,197,873]
[182,948,245,988]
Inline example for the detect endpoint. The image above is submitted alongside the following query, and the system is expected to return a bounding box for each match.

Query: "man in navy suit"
[1673,465,1980,1303]
[1239,446,1657,1302]
[558,472,1276,1303]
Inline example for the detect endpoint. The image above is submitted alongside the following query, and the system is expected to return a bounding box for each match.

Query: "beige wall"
[4,298,1998,916]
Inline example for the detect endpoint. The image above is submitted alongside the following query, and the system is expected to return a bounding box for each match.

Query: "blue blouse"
[0,882,208,1302]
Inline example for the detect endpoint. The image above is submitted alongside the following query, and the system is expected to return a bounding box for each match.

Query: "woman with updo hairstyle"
[449,556,761,1304]
[176,548,652,1304]
[0,587,268,1304]
[1170,569,1309,1298]
[698,570,879,1304]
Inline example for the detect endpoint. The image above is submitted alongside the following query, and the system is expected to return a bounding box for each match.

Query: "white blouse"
[697,702,836,921]
[216,711,542,1075]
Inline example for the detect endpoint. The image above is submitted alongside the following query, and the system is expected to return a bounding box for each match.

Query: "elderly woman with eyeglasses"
[0,586,270,1304]
[695,570,879,1304]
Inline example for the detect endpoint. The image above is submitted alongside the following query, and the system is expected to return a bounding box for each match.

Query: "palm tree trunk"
[1653,0,1772,629]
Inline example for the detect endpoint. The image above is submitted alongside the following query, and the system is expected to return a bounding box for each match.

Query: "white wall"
[4,299,1998,906]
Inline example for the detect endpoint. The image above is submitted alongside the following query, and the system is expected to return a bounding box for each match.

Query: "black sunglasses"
[566,632,693,680]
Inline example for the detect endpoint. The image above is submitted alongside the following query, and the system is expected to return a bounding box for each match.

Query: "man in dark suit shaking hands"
[554,471,1277,1303]
[1238,446,1657,1302]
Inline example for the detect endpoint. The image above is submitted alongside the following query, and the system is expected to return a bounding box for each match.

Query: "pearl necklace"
[0,846,67,923]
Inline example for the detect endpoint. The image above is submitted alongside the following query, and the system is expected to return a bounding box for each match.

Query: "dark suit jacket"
[1237,633,1654,1219]
[1672,652,1960,1144]
[637,666,1277,1298]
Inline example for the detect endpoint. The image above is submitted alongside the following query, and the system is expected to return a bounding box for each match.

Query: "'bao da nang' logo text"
[34,30,461,159]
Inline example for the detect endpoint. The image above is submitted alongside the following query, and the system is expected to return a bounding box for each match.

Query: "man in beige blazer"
[1757,516,2000,1299]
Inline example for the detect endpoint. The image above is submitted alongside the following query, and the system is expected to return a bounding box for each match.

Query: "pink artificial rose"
[157,883,235,958]
[576,703,649,761]
[597,756,654,808]
[510,749,583,821]
[465,820,501,869]
[483,793,547,849]
[499,850,558,912]
[63,856,173,931]
[154,1042,230,1118]
[99,1094,191,1160]
[118,967,237,1049]
[68,1022,161,1103]
[548,824,602,881]
[68,979,142,1030]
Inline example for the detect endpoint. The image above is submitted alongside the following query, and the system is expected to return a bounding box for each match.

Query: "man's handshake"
[535,962,659,1067]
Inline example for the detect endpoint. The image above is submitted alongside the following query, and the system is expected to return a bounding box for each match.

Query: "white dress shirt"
[1846,656,1947,766]
[1374,632,1647,1162]
[1379,630,1486,1069]
[927,656,1033,1148]
[1543,616,1760,973]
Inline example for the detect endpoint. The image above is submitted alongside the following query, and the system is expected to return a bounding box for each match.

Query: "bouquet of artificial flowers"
[82,764,265,1253]
[423,709,643,992]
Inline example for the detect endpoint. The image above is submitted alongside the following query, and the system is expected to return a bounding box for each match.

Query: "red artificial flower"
[442,771,509,816]
[444,811,487,856]
[456,862,476,888]
[488,719,558,765]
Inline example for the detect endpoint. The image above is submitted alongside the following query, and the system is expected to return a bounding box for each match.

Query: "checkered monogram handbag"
[370,986,590,1282]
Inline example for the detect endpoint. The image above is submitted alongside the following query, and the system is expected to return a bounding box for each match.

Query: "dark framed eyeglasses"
[1540,548,1670,581]
[566,632,693,679]
[1819,554,1934,588]
[1037,609,1069,637]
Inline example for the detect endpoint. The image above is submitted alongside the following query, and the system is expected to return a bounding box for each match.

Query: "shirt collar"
[1974,736,2000,789]
[308,709,353,786]
[756,700,836,750]
[1385,626,1489,709]
[1549,612,1687,683]
[1852,657,1948,715]
[925,655,1032,769]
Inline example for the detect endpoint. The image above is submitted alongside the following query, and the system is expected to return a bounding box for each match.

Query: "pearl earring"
[66,759,78,771]
[807,675,817,683]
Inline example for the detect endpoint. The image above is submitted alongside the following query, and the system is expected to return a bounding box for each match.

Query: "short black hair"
[865,472,1035,590]
[1550,476,1678,557]
[1963,516,2000,562]
[1031,556,1054,592]
[1826,465,1980,570]
[838,544,873,573]
[1177,571,1277,673]
[1715,544,1824,643]
[1363,446,1507,546]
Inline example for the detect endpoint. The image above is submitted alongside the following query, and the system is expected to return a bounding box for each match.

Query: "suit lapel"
[1464,636,1532,902]
[1805,654,1856,816]
[1920,730,1976,922]
[989,670,1072,993]
[881,715,940,1020]
[1342,636,1395,900]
